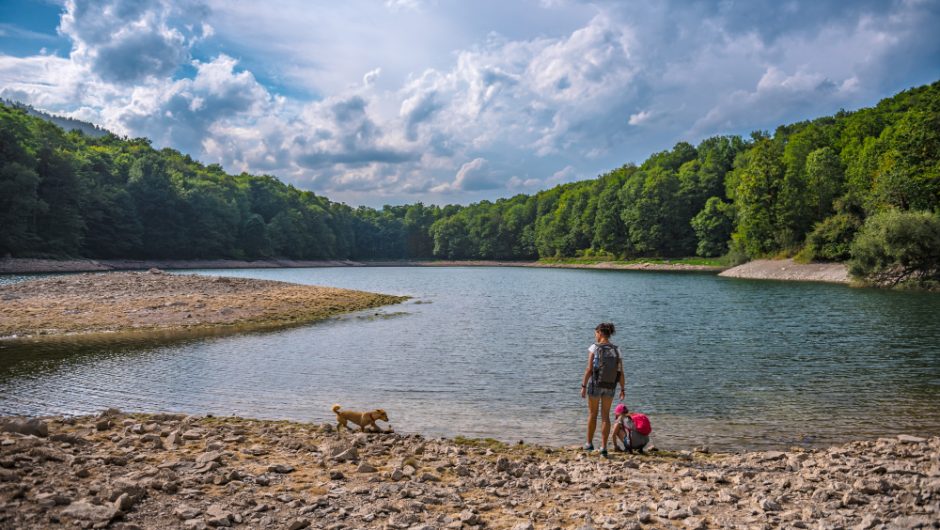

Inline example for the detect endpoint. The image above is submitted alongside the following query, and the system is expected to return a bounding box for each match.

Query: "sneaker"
[599,448,608,458]
[582,443,594,451]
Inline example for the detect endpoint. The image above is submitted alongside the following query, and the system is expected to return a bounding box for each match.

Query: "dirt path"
[0,270,407,341]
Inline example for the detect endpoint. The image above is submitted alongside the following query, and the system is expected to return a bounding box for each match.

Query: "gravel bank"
[0,412,936,529]
[719,259,850,284]
[0,270,407,341]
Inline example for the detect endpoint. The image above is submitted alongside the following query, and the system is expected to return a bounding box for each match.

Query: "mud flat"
[0,270,407,341]
[719,259,850,284]
[0,412,936,529]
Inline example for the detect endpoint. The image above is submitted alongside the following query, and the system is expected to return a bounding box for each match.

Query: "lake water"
[2,267,939,451]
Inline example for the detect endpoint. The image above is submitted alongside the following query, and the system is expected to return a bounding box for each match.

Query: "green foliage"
[849,210,940,287]
[800,213,862,262]
[691,197,734,257]
[0,80,938,270]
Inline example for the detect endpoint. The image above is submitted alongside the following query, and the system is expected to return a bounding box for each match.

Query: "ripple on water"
[1,266,939,450]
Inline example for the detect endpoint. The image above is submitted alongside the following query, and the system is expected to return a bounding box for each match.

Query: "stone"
[267,464,294,474]
[897,435,926,444]
[460,510,481,525]
[181,429,204,440]
[206,504,233,527]
[759,451,786,462]
[511,522,535,530]
[163,430,181,449]
[0,418,48,437]
[114,493,136,511]
[196,451,222,465]
[61,500,118,523]
[174,505,202,520]
[183,518,208,530]
[357,462,377,473]
[95,420,112,431]
[334,447,359,462]
[287,519,311,530]
[757,498,781,512]
[390,468,405,481]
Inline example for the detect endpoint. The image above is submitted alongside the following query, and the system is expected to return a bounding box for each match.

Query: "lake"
[1,266,939,451]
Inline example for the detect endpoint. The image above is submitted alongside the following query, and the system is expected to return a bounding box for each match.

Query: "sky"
[0,0,938,207]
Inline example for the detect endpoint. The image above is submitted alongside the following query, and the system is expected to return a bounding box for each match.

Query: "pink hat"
[614,403,628,415]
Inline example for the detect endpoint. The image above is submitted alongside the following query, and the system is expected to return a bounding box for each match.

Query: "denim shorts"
[586,380,616,398]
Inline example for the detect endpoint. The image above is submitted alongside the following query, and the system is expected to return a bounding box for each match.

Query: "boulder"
[0,418,48,437]
[61,499,118,523]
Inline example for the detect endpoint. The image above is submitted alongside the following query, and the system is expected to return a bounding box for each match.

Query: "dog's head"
[371,409,388,422]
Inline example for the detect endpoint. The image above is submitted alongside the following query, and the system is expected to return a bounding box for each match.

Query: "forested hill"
[1,81,938,274]
[2,100,109,139]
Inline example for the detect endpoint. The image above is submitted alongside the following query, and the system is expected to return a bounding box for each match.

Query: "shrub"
[800,214,862,262]
[849,210,940,287]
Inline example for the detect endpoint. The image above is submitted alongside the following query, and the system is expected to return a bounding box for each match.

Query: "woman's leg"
[599,395,614,450]
[586,396,599,446]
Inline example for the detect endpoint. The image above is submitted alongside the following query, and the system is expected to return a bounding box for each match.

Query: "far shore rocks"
[0,411,936,529]
[0,271,407,341]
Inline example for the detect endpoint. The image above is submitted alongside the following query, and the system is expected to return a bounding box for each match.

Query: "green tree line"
[1,81,938,284]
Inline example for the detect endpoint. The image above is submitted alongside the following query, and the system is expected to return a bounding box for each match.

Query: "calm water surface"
[2,267,939,451]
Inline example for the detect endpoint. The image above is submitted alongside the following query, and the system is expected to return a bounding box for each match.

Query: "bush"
[849,210,940,287]
[800,214,862,262]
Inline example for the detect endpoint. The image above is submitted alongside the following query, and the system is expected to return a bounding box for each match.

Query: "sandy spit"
[719,259,850,284]
[0,411,936,529]
[0,270,407,341]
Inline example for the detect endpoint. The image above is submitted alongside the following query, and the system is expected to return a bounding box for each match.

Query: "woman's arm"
[618,357,626,400]
[580,351,593,398]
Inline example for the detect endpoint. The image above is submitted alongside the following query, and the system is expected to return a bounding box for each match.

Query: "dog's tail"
[331,404,341,413]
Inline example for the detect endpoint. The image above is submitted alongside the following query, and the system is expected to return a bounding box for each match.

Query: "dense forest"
[1,81,938,283]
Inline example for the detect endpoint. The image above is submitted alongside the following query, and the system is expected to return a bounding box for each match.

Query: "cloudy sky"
[1,0,938,207]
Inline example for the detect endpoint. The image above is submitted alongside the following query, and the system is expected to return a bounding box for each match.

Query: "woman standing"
[580,322,626,457]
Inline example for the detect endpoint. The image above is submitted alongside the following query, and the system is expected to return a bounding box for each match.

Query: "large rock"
[0,418,48,437]
[61,499,119,523]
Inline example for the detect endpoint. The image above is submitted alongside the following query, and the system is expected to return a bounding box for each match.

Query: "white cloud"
[431,157,498,193]
[0,0,936,206]
[628,110,651,126]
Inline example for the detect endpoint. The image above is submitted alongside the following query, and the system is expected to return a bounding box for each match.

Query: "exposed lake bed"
[0,410,937,530]
[0,270,407,341]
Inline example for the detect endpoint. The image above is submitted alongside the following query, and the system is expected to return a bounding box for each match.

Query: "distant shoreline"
[1,257,852,284]
[0,257,726,274]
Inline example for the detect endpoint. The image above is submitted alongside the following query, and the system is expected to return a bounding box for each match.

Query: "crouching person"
[612,403,651,453]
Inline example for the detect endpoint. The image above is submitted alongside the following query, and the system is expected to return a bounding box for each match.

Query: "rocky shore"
[719,259,850,284]
[0,412,936,530]
[0,270,407,341]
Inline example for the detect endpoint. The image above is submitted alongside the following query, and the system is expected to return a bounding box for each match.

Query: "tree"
[691,197,734,257]
[849,210,940,287]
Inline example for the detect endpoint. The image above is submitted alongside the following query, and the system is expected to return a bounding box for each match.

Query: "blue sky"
[1,0,938,207]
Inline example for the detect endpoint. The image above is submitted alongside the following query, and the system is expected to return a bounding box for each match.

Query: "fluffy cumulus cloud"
[0,0,937,205]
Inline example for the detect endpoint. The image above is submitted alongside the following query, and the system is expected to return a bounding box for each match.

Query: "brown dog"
[331,404,389,432]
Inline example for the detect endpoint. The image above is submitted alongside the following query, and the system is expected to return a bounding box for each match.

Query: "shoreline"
[0,270,407,342]
[718,259,850,284]
[0,257,726,275]
[0,411,935,529]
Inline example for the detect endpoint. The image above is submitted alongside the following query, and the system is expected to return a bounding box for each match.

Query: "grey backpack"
[592,343,621,389]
